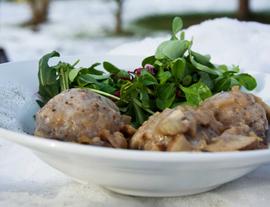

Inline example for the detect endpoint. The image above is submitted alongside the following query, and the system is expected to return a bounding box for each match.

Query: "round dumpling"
[35,88,133,148]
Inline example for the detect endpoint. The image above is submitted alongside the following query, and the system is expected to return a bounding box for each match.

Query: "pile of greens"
[38,17,257,127]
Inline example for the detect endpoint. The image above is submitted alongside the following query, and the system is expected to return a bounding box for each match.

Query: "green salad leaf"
[171,58,186,82]
[172,17,183,40]
[38,51,59,86]
[180,82,212,106]
[155,40,190,60]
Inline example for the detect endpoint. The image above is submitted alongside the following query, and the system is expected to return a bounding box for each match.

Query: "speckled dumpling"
[35,88,134,148]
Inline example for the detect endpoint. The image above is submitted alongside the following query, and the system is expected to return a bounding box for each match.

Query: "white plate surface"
[0,55,270,197]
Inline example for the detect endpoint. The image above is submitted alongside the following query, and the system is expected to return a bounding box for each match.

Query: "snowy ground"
[0,0,270,61]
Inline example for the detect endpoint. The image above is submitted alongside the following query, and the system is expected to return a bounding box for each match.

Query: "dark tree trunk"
[22,0,50,28]
[115,0,124,34]
[237,0,250,20]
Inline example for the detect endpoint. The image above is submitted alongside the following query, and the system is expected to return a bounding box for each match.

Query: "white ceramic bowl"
[1,55,270,197]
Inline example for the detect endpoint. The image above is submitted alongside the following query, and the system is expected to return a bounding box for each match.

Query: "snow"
[111,18,270,73]
[0,0,270,61]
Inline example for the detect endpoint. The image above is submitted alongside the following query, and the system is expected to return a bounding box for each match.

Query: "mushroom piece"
[130,87,269,152]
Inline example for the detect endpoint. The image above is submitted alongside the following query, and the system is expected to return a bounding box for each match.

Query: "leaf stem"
[86,88,120,101]
[59,66,69,91]
[72,59,80,67]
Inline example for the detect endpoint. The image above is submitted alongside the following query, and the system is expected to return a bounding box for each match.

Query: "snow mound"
[110,18,270,73]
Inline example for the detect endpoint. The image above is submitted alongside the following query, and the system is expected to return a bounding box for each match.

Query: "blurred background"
[0,0,270,62]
